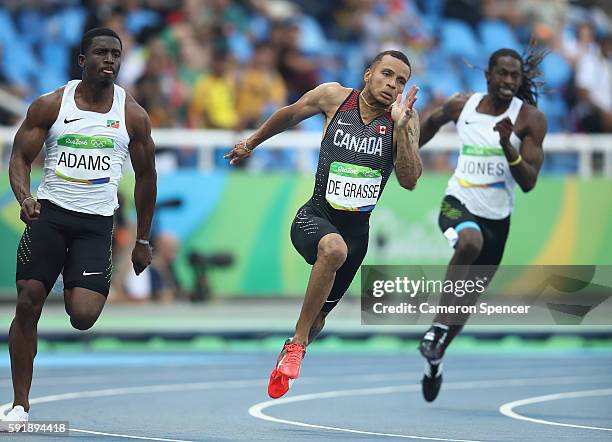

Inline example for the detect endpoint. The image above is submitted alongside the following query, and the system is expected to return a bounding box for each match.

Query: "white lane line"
[0,375,112,387]
[0,372,432,442]
[499,388,612,432]
[70,428,195,442]
[248,376,610,441]
[250,384,480,442]
[0,374,608,441]
[0,379,265,415]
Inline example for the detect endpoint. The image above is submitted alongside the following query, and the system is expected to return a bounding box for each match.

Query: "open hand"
[391,85,419,127]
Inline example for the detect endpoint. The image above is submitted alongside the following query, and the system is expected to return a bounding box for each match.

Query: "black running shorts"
[290,201,369,313]
[438,195,510,266]
[16,199,113,296]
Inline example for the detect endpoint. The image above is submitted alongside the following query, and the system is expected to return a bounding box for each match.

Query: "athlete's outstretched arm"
[419,93,469,148]
[393,86,422,190]
[494,107,546,193]
[225,82,348,165]
[127,98,157,274]
[9,91,61,224]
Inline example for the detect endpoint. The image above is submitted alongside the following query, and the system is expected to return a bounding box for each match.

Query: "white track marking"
[248,376,610,441]
[499,388,612,431]
[70,429,195,442]
[0,372,438,441]
[0,375,112,387]
[250,384,480,442]
[0,373,608,441]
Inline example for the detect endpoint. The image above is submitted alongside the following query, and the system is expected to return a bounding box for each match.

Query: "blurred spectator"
[149,232,181,302]
[333,0,372,43]
[482,0,524,27]
[573,33,612,132]
[236,42,287,129]
[562,21,599,66]
[520,0,569,46]
[0,0,610,175]
[120,232,180,303]
[189,50,239,129]
[276,22,319,103]
[0,66,19,126]
[121,267,153,303]
[134,38,184,127]
[443,0,483,30]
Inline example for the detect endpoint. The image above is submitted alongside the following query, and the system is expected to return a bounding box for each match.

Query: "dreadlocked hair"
[488,39,548,106]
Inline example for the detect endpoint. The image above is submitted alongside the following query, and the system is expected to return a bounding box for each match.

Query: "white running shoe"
[0,406,29,432]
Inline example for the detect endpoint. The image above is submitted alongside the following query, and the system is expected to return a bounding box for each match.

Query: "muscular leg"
[10,280,49,411]
[440,264,499,352]
[433,228,483,327]
[421,228,483,362]
[307,311,328,345]
[64,288,107,331]
[292,233,347,346]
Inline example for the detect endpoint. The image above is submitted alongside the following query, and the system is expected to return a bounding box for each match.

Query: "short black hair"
[369,50,411,72]
[80,28,122,55]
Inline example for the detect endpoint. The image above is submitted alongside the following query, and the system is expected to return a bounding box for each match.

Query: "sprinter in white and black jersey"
[417,47,548,402]
[225,50,422,399]
[3,28,156,426]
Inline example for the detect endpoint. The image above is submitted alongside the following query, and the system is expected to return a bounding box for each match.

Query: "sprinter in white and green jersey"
[416,47,548,403]
[3,28,156,426]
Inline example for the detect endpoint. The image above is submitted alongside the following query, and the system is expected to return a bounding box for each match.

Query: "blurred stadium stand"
[0,0,609,174]
[0,0,609,135]
[0,0,611,307]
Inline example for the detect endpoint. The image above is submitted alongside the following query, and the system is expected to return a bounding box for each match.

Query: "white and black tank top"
[37,80,131,216]
[446,92,523,219]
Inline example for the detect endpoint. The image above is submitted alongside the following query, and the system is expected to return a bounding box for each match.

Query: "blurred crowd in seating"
[0,0,609,137]
[0,1,610,301]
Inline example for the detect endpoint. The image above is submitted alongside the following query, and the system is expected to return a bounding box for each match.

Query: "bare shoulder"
[310,82,352,112]
[517,102,547,137]
[445,92,471,114]
[521,102,546,124]
[124,92,151,139]
[27,87,64,128]
[316,82,352,99]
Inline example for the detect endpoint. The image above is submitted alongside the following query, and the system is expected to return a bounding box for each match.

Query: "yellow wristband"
[508,155,522,167]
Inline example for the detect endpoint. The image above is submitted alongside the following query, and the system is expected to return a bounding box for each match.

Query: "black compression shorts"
[16,199,113,296]
[290,201,369,313]
[438,195,510,266]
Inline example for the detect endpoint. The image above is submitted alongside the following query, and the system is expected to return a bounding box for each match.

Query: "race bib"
[455,145,508,187]
[55,134,113,184]
[326,162,382,211]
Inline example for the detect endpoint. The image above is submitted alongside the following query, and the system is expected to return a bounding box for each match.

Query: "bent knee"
[70,315,98,331]
[317,234,348,268]
[69,307,102,331]
[15,282,46,320]
[456,229,483,261]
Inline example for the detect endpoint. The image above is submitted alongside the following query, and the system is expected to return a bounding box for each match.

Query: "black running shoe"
[419,325,448,361]
[422,361,443,402]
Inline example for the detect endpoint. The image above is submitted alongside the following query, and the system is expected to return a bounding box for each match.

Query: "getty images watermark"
[361,265,612,325]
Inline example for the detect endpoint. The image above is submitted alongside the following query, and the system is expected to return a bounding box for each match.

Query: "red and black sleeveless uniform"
[310,89,395,234]
[290,89,396,313]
